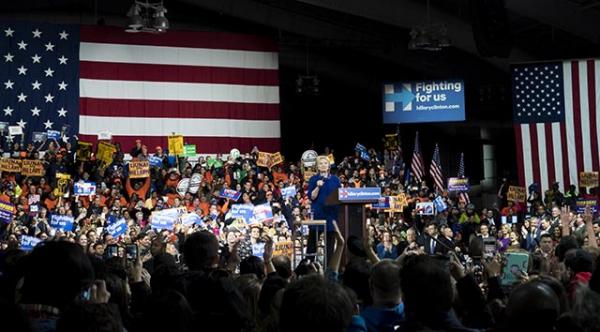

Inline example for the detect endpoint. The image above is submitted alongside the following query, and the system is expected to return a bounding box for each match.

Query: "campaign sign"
[338,187,381,203]
[219,188,242,201]
[149,156,163,168]
[181,213,203,227]
[383,80,466,124]
[20,236,42,251]
[281,186,297,199]
[415,202,435,215]
[434,196,448,212]
[229,204,255,223]
[501,252,529,286]
[253,203,274,224]
[50,215,74,232]
[360,151,371,162]
[355,143,367,152]
[371,196,391,209]
[155,207,187,220]
[576,198,598,214]
[47,130,61,140]
[151,214,175,231]
[74,182,97,196]
[447,177,470,192]
[106,218,128,238]
[0,200,14,223]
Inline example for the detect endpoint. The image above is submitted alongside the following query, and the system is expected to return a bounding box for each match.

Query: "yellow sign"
[273,241,293,259]
[580,171,599,188]
[0,158,22,173]
[97,141,116,167]
[507,186,526,203]
[168,135,184,156]
[21,160,44,177]
[76,141,93,161]
[384,134,398,151]
[129,160,150,178]
[270,152,284,168]
[56,173,71,196]
[257,152,271,168]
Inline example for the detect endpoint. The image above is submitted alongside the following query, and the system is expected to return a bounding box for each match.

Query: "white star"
[44,93,54,103]
[44,42,55,51]
[5,135,13,143]
[3,106,13,116]
[44,67,54,77]
[32,29,42,38]
[17,92,27,102]
[58,81,68,90]
[30,106,41,116]
[43,119,53,129]
[58,55,68,65]
[4,27,14,37]
[31,80,41,90]
[4,80,14,89]
[17,40,27,50]
[17,119,27,128]
[4,52,13,62]
[31,54,42,63]
[57,107,67,117]
[59,30,69,40]
[17,65,27,75]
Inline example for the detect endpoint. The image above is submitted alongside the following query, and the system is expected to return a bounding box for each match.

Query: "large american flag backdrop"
[0,21,281,153]
[512,60,599,193]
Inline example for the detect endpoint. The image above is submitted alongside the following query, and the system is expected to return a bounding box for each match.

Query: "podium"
[325,187,381,262]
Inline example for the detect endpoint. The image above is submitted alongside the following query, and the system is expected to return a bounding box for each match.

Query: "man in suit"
[421,222,444,256]
[438,225,456,255]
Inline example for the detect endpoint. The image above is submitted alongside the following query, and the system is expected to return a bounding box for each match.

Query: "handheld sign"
[0,200,14,223]
[219,188,242,201]
[21,160,44,177]
[576,198,598,214]
[74,182,97,196]
[106,218,128,238]
[20,236,42,251]
[181,213,203,227]
[415,202,435,215]
[98,131,112,140]
[76,142,93,161]
[8,125,23,136]
[228,204,255,223]
[257,152,271,168]
[47,130,61,140]
[168,135,184,156]
[447,177,470,192]
[129,160,150,178]
[301,150,318,167]
[507,186,527,203]
[501,252,529,286]
[176,178,190,196]
[253,203,274,224]
[434,196,448,212]
[0,158,22,173]
[149,155,163,168]
[184,144,196,157]
[151,213,175,231]
[281,186,297,199]
[580,172,599,188]
[371,196,391,209]
[50,215,75,232]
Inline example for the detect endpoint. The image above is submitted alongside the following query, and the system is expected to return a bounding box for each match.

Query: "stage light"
[125,1,169,33]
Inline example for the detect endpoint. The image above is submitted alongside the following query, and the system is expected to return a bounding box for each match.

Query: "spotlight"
[127,3,143,29]
[153,6,169,31]
[125,1,169,34]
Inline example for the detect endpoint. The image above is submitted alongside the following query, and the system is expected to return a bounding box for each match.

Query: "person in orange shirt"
[44,191,58,212]
[126,176,150,200]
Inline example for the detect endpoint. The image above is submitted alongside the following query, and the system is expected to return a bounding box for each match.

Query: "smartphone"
[105,244,119,259]
[80,287,91,301]
[126,244,138,261]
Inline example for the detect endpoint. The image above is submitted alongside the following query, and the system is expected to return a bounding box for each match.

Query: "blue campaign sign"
[47,130,61,140]
[434,196,448,212]
[74,181,97,196]
[371,196,391,209]
[382,80,466,124]
[151,214,175,231]
[219,188,242,201]
[0,200,14,224]
[253,203,274,224]
[360,150,371,162]
[447,177,470,192]
[106,218,128,238]
[20,236,42,251]
[576,198,598,214]
[50,215,75,232]
[338,187,381,203]
[149,156,163,167]
[181,213,203,226]
[355,143,367,152]
[229,204,255,223]
[281,186,297,199]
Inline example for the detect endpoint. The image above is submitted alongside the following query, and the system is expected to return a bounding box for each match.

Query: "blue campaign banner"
[47,130,61,140]
[576,198,598,214]
[360,150,371,162]
[338,187,381,203]
[149,156,163,167]
[50,215,75,232]
[0,200,14,224]
[355,143,367,152]
[281,186,297,199]
[434,196,448,212]
[383,80,466,124]
[74,181,97,196]
[447,177,470,192]
[219,188,242,201]
[229,204,255,223]
[253,203,274,224]
[371,196,391,209]
[181,213,203,226]
[20,236,42,251]
[106,218,128,238]
[151,214,175,231]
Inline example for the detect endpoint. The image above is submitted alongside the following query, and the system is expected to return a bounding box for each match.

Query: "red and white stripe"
[77,26,280,153]
[515,59,600,192]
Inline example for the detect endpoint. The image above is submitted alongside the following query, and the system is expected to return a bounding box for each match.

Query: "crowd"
[0,135,599,332]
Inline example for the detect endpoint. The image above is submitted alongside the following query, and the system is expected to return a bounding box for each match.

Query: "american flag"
[429,143,444,192]
[457,152,470,204]
[512,60,599,193]
[0,21,280,153]
[410,131,425,184]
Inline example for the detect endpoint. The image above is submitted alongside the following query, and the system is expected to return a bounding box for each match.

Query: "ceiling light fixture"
[408,0,451,51]
[126,1,169,33]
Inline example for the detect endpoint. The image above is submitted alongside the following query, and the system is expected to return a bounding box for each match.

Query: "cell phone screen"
[105,245,119,259]
[126,244,138,261]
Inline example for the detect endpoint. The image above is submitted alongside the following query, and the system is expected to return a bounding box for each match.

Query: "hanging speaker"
[469,0,512,57]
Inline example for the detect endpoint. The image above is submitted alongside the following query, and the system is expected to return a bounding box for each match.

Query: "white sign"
[8,126,23,136]
[301,150,318,167]
[98,131,112,140]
